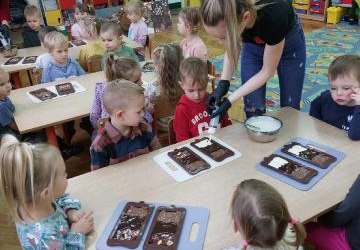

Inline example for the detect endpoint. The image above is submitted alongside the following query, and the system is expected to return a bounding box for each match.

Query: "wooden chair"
[153,95,176,146]
[86,55,103,73]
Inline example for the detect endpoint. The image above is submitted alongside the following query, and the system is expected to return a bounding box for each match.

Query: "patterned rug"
[209,24,360,113]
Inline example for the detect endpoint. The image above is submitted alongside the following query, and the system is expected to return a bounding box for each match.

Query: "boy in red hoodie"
[173,57,232,142]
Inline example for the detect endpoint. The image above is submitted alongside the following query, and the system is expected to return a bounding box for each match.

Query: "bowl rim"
[243,115,283,132]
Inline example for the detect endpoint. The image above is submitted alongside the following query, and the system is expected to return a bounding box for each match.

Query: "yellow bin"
[327,7,345,24]
[183,0,201,7]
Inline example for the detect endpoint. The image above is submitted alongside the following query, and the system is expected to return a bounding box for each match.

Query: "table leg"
[10,72,22,89]
[45,127,59,148]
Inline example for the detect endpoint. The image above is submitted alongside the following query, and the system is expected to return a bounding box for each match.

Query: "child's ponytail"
[290,218,306,247]
[105,53,140,82]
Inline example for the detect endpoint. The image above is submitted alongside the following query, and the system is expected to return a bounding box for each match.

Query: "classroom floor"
[64,16,329,179]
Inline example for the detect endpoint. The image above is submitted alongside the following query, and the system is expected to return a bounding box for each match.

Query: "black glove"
[211,97,232,121]
[207,80,230,115]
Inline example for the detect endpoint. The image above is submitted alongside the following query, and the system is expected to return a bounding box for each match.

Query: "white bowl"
[244,115,283,142]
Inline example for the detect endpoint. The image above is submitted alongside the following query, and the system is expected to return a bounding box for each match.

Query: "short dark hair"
[328,54,360,83]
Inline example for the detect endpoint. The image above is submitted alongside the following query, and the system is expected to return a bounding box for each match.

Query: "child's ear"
[179,80,184,87]
[40,187,51,200]
[114,109,124,119]
[232,219,238,233]
[242,11,251,22]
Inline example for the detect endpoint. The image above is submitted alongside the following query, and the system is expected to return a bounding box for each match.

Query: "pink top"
[180,36,207,61]
[128,19,148,56]
[71,23,88,40]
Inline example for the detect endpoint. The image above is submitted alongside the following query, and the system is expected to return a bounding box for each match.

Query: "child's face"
[203,20,227,45]
[0,72,12,98]
[75,9,88,21]
[52,157,68,199]
[50,43,69,65]
[177,17,188,36]
[180,76,207,103]
[329,73,359,106]
[101,31,122,51]
[127,11,141,23]
[129,68,142,85]
[118,95,145,127]
[26,15,41,31]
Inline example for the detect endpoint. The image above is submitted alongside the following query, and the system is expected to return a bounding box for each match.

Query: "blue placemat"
[256,137,346,191]
[96,201,209,250]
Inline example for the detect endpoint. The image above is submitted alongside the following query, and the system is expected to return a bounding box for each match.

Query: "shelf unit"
[294,0,330,21]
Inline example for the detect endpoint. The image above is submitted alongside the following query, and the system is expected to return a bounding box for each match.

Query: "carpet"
[209,24,360,113]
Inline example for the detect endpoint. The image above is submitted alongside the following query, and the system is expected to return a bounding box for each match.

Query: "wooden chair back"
[86,55,103,73]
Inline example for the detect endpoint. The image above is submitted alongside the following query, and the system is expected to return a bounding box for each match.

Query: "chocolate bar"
[107,201,154,248]
[71,40,86,46]
[190,137,234,162]
[281,142,336,169]
[29,88,57,101]
[55,82,75,95]
[142,62,155,72]
[168,147,210,175]
[4,56,23,65]
[261,154,318,184]
[144,206,186,250]
[22,56,37,64]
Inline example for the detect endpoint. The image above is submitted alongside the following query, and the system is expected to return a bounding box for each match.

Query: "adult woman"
[201,0,306,118]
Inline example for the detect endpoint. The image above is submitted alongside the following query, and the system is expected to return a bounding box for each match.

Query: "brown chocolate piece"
[107,201,154,248]
[4,56,23,65]
[22,56,37,64]
[261,154,318,184]
[168,147,210,175]
[281,142,336,169]
[190,137,234,162]
[55,82,75,95]
[144,206,186,250]
[71,40,86,46]
[29,88,57,101]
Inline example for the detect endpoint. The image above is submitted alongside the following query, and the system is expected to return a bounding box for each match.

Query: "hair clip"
[242,240,249,247]
[290,216,297,225]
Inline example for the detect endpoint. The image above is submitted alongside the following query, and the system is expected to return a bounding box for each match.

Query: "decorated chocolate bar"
[22,56,37,64]
[29,88,57,101]
[190,137,234,162]
[168,147,210,175]
[4,56,23,65]
[55,82,75,95]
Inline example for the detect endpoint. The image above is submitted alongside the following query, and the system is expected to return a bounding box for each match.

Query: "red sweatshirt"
[173,93,232,142]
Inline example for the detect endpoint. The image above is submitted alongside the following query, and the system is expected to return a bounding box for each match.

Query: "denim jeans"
[240,17,306,118]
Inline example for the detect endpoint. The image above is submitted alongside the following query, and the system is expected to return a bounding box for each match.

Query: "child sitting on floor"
[90,79,160,170]
[0,134,94,249]
[71,3,95,41]
[310,54,360,140]
[22,5,43,48]
[90,54,153,130]
[226,179,306,250]
[306,175,360,250]
[126,0,148,61]
[0,67,17,137]
[78,16,104,71]
[174,57,231,142]
[41,31,85,83]
[100,21,138,68]
[177,7,207,60]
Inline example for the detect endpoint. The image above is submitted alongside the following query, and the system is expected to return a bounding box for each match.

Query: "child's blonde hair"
[328,54,360,83]
[179,7,202,34]
[24,5,41,18]
[43,31,68,51]
[75,3,95,16]
[180,57,208,88]
[231,179,306,249]
[0,134,62,222]
[200,0,257,69]
[105,53,140,82]
[126,0,144,15]
[82,16,102,39]
[153,43,184,103]
[103,79,144,114]
[100,21,123,37]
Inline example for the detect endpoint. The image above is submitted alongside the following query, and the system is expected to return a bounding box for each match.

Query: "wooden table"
[9,71,156,147]
[65,107,360,250]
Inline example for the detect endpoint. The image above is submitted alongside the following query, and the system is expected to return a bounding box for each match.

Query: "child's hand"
[351,87,360,105]
[67,209,85,223]
[70,211,94,235]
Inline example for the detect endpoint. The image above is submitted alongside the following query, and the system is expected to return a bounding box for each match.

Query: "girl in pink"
[71,3,95,40]
[177,7,207,61]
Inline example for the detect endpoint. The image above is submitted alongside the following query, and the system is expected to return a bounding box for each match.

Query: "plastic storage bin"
[327,7,345,24]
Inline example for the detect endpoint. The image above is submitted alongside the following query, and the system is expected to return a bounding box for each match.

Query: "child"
[78,16,105,71]
[90,79,160,170]
[100,21,138,68]
[309,54,360,141]
[22,5,42,48]
[41,31,85,83]
[90,54,153,130]
[174,57,231,142]
[306,175,360,250]
[0,134,94,249]
[35,26,58,69]
[177,7,207,60]
[0,67,16,137]
[152,43,184,132]
[126,0,148,61]
[71,3,95,41]
[229,179,306,250]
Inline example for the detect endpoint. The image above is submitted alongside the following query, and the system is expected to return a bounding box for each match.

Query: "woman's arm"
[227,39,285,103]
[221,52,234,81]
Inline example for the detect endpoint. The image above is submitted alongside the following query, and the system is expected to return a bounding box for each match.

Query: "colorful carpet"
[209,24,360,113]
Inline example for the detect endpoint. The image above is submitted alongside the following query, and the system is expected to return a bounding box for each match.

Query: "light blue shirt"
[41,58,85,83]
